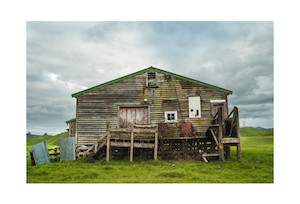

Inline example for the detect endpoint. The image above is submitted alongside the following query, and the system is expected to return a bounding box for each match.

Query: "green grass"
[240,127,273,137]
[26,128,273,183]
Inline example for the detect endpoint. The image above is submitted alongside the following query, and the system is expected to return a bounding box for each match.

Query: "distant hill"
[27,134,44,140]
[254,127,267,131]
[240,127,273,137]
[26,132,69,146]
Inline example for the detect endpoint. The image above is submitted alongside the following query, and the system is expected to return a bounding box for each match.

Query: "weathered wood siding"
[76,72,228,145]
[69,121,76,137]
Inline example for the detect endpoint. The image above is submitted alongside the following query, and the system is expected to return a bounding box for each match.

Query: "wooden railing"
[106,124,158,162]
[29,147,60,165]
[209,106,241,161]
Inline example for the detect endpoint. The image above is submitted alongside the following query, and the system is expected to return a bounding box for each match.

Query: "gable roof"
[72,66,232,97]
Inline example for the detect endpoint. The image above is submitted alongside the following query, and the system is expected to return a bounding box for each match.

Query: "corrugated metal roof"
[71,66,232,97]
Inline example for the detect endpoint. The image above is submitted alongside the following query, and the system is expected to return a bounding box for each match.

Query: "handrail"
[226,108,235,120]
[213,110,218,119]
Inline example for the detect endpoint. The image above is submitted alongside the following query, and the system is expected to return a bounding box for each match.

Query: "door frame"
[117,105,150,128]
[210,99,228,118]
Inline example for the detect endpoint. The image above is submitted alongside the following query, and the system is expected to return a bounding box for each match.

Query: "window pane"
[170,114,175,120]
[167,114,171,120]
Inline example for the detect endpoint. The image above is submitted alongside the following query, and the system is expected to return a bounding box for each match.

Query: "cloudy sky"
[27,21,273,135]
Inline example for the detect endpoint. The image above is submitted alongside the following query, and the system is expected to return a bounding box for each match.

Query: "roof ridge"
[71,66,232,97]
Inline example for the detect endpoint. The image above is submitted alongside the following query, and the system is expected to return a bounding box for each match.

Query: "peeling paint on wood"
[74,72,229,145]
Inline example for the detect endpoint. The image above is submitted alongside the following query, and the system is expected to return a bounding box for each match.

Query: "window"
[189,96,201,118]
[119,107,149,128]
[164,111,178,123]
[147,72,156,86]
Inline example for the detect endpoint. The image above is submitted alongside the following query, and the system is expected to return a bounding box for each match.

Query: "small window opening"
[165,111,177,123]
[147,72,156,86]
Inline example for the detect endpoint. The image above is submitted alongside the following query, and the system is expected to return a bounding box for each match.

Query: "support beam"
[154,128,158,160]
[210,129,219,146]
[130,128,134,162]
[218,108,225,161]
[237,144,242,160]
[234,106,242,160]
[106,124,111,162]
[94,142,98,154]
[225,146,231,158]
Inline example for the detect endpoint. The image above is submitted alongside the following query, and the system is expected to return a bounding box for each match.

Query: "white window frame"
[188,96,201,118]
[164,111,178,123]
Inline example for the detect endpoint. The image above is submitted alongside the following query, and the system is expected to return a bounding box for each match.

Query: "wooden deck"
[106,125,158,162]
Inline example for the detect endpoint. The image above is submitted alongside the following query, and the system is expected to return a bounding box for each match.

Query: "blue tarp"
[32,141,51,165]
[60,137,76,161]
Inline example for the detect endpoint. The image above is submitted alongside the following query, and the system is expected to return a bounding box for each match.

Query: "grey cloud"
[27,21,273,134]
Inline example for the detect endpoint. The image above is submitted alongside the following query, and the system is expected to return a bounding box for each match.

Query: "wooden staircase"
[202,106,241,162]
[77,135,107,159]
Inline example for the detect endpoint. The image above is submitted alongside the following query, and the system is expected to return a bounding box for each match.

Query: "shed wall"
[76,72,228,145]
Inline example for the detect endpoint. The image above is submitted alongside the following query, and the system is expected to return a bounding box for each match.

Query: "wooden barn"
[69,66,241,162]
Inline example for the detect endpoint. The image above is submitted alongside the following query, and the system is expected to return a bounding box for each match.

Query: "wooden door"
[210,101,227,118]
[119,107,148,128]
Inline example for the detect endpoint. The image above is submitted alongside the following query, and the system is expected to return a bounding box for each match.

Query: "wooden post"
[75,98,78,145]
[30,150,35,165]
[225,146,231,158]
[54,148,57,161]
[94,142,98,154]
[106,124,111,161]
[235,107,242,160]
[154,127,158,160]
[218,107,225,161]
[69,123,71,137]
[130,128,134,162]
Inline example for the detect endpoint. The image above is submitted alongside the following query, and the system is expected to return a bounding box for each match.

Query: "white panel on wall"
[189,96,201,118]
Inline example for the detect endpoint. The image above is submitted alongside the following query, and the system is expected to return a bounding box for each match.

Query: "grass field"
[26,128,273,183]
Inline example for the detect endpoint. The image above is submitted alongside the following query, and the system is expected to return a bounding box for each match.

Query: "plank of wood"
[130,130,134,162]
[94,142,98,153]
[134,124,157,128]
[209,129,219,146]
[110,141,154,148]
[133,129,157,133]
[106,125,111,162]
[235,106,240,139]
[202,153,220,157]
[221,138,240,144]
[202,155,208,163]
[237,143,242,160]
[86,144,95,153]
[110,128,130,132]
[154,131,158,160]
[218,107,225,161]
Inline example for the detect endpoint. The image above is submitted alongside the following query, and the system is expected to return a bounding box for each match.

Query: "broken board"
[60,137,76,161]
[32,141,51,165]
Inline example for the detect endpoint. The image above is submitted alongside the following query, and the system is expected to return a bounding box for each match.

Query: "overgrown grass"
[26,129,273,183]
[240,127,273,137]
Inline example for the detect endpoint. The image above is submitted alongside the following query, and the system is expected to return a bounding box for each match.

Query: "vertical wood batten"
[106,124,111,161]
[130,128,134,162]
[235,107,242,161]
[218,107,225,161]
[154,128,158,160]
[75,98,78,145]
